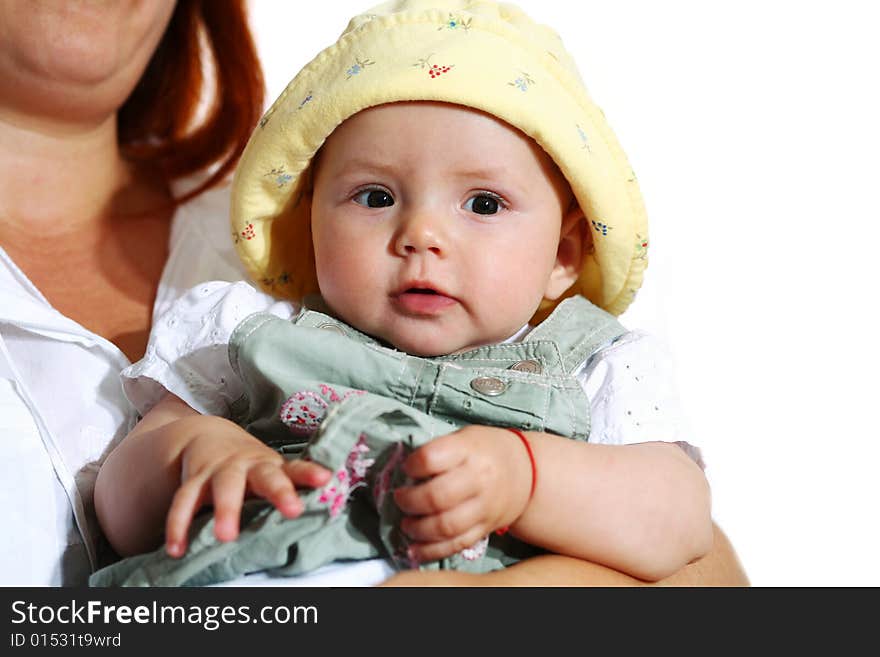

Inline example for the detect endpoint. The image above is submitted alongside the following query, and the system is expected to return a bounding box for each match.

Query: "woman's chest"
[5,217,170,362]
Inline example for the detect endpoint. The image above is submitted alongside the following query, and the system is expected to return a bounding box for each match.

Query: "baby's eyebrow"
[332,158,399,178]
[452,166,508,181]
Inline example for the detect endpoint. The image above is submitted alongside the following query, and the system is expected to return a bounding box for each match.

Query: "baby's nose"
[393,210,446,256]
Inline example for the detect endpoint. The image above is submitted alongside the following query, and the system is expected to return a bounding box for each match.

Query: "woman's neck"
[0,111,131,237]
[0,112,174,363]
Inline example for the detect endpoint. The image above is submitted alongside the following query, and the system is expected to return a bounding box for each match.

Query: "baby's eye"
[464,193,503,215]
[353,188,394,208]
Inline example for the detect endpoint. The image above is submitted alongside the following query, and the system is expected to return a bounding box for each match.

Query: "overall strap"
[524,296,628,374]
[228,309,591,441]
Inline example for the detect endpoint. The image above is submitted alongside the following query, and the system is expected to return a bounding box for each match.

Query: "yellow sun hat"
[231,0,649,319]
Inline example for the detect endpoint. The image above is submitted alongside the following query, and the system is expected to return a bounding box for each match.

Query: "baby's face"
[310,102,577,356]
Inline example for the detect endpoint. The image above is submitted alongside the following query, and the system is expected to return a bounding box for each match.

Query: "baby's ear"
[544,204,589,301]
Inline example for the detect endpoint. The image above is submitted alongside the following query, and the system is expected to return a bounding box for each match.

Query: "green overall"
[90,295,625,587]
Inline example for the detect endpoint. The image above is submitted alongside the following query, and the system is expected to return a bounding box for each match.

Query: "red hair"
[118,0,265,203]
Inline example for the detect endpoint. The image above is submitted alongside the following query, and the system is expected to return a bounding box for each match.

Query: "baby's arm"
[394,428,711,581]
[94,393,330,558]
[510,433,711,581]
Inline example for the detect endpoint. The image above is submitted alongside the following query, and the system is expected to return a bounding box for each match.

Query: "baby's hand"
[392,426,533,564]
[164,416,330,557]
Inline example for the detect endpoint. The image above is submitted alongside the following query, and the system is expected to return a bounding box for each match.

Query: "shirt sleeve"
[152,182,250,323]
[574,330,704,468]
[122,281,296,417]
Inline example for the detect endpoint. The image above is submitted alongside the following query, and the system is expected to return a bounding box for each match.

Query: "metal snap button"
[317,322,345,335]
[510,359,542,374]
[470,376,508,396]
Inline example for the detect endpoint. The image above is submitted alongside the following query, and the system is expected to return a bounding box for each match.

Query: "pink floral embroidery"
[345,435,374,487]
[317,434,374,518]
[373,442,407,509]
[460,536,489,561]
[395,544,420,570]
[279,386,365,435]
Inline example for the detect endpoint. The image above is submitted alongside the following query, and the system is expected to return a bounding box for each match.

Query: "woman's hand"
[392,426,533,563]
[163,415,331,557]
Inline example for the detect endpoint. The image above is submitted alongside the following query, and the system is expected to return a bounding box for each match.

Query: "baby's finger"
[407,528,490,564]
[402,433,467,480]
[400,497,483,543]
[393,465,477,515]
[248,462,302,518]
[165,478,208,557]
[210,465,248,543]
[282,459,332,488]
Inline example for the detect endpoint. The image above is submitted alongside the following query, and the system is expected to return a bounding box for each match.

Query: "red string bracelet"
[495,427,537,536]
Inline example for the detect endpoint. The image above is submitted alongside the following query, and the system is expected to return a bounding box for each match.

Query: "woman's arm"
[378,522,748,586]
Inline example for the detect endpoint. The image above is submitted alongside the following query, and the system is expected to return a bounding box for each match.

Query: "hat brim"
[231,7,648,319]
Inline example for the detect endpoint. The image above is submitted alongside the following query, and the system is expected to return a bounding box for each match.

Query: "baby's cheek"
[474,280,540,337]
[316,247,362,293]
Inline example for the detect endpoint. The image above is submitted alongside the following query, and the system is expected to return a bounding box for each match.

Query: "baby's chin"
[380,330,501,358]
[383,337,468,358]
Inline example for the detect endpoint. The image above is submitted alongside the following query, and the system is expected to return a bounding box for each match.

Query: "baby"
[91,0,711,586]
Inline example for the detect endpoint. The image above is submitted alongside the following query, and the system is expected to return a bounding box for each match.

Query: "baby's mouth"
[392,286,457,315]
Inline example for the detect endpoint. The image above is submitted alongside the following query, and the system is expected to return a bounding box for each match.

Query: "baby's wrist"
[496,428,537,535]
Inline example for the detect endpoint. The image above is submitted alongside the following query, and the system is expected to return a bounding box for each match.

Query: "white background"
[248,0,880,586]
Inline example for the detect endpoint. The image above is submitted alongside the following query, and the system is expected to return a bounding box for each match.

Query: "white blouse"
[0,183,246,586]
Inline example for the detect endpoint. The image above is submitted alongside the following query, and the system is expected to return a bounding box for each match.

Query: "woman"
[0,0,746,586]
[0,0,263,585]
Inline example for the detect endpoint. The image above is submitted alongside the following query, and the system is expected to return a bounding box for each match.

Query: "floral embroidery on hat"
[279,385,366,435]
[414,54,454,79]
[264,166,292,188]
[238,223,256,241]
[591,220,612,236]
[298,91,314,110]
[576,124,591,152]
[259,272,290,292]
[635,234,648,260]
[258,105,276,128]
[346,57,375,79]
[439,14,471,32]
[317,434,375,518]
[508,71,535,92]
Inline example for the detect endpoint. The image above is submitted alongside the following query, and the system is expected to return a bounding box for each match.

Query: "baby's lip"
[392,280,454,298]
[391,281,458,315]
